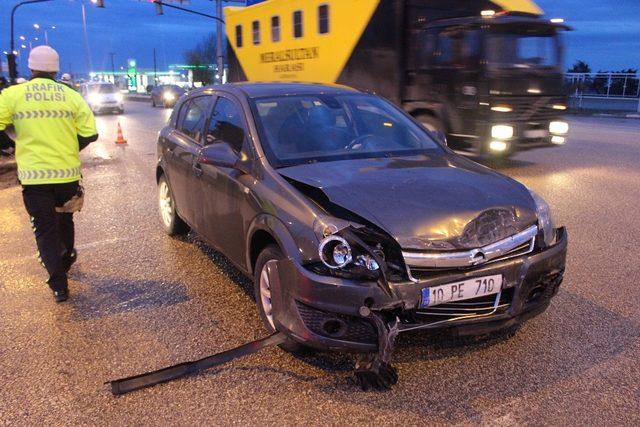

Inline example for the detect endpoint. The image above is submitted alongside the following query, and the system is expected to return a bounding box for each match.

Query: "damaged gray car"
[156,83,567,390]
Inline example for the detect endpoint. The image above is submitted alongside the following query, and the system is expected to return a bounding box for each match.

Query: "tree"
[568,60,591,74]
[184,32,225,86]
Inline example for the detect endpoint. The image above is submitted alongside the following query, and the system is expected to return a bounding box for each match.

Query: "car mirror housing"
[198,143,250,174]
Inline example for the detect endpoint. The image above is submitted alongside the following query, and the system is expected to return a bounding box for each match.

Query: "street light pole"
[81,2,94,73]
[8,0,54,82]
[216,0,224,83]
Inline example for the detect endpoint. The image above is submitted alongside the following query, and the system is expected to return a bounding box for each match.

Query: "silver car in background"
[80,82,124,114]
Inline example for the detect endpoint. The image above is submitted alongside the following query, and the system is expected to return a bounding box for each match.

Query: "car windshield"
[89,84,117,94]
[250,94,442,168]
[485,31,561,70]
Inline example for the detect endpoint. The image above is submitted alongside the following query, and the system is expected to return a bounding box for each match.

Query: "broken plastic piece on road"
[108,332,287,395]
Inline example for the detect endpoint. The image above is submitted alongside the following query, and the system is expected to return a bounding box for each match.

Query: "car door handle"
[192,162,203,177]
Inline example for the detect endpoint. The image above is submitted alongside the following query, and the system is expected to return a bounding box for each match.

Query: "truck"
[225,0,571,156]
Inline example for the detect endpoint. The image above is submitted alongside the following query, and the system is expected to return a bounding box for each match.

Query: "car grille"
[405,287,514,325]
[295,301,377,344]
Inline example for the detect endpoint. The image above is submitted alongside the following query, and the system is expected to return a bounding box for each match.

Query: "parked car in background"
[155,82,567,389]
[80,82,124,114]
[151,85,186,108]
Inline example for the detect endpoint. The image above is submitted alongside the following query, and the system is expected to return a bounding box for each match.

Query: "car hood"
[279,154,538,250]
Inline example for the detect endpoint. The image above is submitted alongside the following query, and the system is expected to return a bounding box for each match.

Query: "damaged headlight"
[529,189,556,246]
[319,235,353,269]
[313,216,385,274]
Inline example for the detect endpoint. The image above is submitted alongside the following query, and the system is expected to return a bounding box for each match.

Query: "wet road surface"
[1,102,638,425]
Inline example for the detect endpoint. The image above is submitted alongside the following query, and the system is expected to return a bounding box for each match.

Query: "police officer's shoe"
[63,248,77,273]
[53,289,69,303]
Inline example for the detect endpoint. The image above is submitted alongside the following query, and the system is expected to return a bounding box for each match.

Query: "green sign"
[127,58,137,90]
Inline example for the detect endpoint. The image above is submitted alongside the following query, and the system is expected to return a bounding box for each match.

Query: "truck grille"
[491,96,565,123]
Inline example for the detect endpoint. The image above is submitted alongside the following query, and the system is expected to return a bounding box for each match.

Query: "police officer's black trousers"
[22,181,79,292]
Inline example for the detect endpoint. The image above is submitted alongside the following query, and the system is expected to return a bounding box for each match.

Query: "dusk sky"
[1,0,639,76]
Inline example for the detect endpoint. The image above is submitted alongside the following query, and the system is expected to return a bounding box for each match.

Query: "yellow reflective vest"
[0,77,97,185]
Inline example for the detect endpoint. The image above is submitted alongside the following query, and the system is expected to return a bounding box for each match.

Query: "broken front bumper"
[270,227,568,353]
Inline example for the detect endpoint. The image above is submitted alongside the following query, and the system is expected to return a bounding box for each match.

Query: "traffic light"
[91,0,105,7]
[154,1,163,15]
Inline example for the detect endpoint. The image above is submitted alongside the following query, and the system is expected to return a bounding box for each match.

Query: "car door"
[164,95,212,227]
[196,95,252,266]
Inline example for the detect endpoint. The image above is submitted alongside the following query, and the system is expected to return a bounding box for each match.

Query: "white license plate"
[420,274,502,308]
[524,129,548,139]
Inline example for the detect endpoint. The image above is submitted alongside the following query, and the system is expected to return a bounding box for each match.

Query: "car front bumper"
[270,227,568,353]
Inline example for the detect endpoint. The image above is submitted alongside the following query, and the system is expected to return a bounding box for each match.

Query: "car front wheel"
[158,174,189,236]
[254,245,308,353]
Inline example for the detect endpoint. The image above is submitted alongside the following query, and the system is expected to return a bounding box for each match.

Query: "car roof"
[190,82,362,99]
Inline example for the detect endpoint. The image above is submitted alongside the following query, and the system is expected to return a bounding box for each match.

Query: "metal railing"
[565,72,639,98]
[565,72,640,112]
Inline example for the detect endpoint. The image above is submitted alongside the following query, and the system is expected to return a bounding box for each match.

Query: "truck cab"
[405,14,570,154]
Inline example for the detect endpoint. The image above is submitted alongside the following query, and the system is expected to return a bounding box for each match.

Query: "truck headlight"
[549,121,569,135]
[529,189,556,246]
[163,92,176,102]
[491,124,514,140]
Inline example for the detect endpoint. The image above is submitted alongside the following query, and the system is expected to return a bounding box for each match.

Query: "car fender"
[246,214,304,275]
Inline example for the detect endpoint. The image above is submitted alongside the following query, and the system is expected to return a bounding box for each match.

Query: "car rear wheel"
[158,174,189,236]
[254,245,308,353]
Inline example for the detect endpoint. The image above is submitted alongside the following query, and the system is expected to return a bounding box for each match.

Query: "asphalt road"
[1,102,638,425]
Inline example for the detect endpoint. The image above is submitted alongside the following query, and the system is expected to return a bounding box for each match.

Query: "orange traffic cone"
[115,121,128,145]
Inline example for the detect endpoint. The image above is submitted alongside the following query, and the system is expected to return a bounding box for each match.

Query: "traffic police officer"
[0,46,98,302]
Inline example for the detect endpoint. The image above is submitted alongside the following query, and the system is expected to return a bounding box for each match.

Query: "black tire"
[253,245,307,353]
[157,174,189,236]
[151,98,156,107]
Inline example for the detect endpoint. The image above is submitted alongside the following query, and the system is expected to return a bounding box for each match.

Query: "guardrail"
[565,72,640,112]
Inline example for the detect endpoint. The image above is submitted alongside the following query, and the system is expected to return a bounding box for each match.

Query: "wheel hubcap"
[158,181,173,227]
[260,260,277,329]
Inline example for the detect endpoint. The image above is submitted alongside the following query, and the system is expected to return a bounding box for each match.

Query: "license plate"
[420,274,502,308]
[524,129,548,139]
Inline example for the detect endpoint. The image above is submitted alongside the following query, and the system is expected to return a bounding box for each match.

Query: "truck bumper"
[270,227,568,353]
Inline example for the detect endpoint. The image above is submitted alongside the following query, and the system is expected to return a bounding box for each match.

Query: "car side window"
[177,96,210,142]
[206,97,246,154]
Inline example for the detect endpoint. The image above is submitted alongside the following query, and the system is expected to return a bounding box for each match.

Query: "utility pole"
[81,2,94,74]
[109,52,115,82]
[216,0,224,83]
[153,48,158,85]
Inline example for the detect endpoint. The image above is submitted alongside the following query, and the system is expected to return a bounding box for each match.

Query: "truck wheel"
[254,245,309,353]
[157,174,189,236]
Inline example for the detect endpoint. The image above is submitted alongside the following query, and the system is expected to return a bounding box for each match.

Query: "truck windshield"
[485,32,560,70]
[250,94,442,168]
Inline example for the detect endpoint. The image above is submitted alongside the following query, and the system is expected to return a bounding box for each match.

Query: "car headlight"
[319,235,353,269]
[549,121,569,134]
[115,92,123,102]
[163,92,176,101]
[88,93,101,104]
[491,124,514,140]
[529,189,556,246]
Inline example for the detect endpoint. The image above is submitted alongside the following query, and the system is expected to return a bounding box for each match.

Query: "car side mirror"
[433,130,447,146]
[198,143,250,174]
